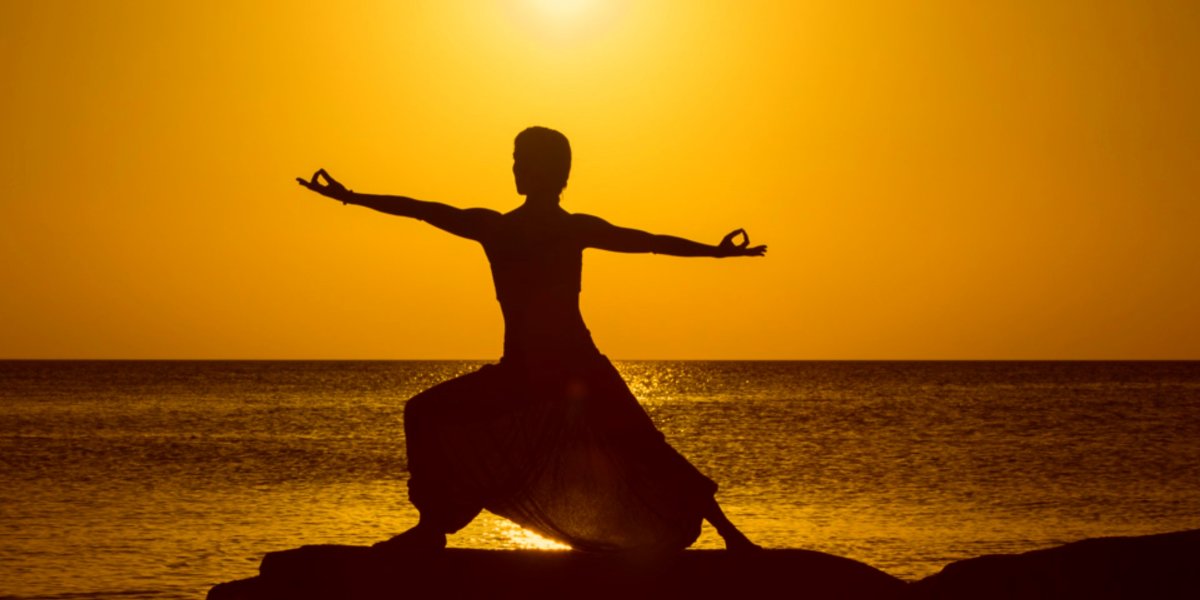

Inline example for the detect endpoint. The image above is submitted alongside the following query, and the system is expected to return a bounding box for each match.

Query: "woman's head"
[513,126,571,196]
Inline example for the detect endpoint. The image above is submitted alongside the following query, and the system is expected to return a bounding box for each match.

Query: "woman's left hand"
[296,169,352,203]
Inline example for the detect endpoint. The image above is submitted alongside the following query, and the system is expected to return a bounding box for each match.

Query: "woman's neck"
[522,192,561,209]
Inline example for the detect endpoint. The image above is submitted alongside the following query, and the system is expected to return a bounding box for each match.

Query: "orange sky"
[2,0,1197,359]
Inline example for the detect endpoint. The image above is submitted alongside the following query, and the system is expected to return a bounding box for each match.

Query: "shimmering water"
[2,361,1198,598]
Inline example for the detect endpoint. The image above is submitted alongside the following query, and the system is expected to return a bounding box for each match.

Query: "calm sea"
[1,361,1198,598]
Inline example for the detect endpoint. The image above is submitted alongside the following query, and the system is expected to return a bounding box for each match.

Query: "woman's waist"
[498,297,588,327]
[502,326,596,352]
[501,321,598,361]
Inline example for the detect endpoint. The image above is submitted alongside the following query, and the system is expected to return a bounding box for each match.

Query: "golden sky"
[2,0,1197,359]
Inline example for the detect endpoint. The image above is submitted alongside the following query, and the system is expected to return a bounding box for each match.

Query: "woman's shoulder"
[567,212,613,231]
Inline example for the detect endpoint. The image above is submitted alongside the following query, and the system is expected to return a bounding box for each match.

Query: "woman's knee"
[408,368,499,412]
[403,391,436,427]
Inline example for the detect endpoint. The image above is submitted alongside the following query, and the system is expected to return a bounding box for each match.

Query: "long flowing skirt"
[402,354,717,552]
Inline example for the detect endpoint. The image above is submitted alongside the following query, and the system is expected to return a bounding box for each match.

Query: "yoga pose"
[298,127,765,552]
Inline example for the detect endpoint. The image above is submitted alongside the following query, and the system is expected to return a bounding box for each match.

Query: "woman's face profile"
[512,152,528,195]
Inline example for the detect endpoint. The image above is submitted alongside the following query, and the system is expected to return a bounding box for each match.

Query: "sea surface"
[1,360,1198,598]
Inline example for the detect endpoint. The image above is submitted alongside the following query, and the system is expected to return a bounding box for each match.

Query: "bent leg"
[402,365,514,535]
[704,499,762,552]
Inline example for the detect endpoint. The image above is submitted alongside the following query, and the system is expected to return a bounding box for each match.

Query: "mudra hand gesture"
[717,229,767,257]
[297,169,352,204]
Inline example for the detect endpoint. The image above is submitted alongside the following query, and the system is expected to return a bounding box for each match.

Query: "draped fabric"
[403,352,717,552]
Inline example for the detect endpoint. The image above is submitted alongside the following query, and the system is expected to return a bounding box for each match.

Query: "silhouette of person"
[298,127,766,553]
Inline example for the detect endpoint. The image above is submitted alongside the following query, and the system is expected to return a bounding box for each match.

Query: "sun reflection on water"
[495,520,572,550]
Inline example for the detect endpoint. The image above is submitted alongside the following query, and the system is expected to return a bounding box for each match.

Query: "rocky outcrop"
[908,528,1200,600]
[208,529,1200,600]
[208,546,906,600]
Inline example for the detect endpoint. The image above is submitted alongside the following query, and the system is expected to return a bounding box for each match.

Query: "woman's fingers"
[317,168,342,188]
[721,228,746,246]
[296,176,322,192]
[727,229,749,249]
[296,169,346,198]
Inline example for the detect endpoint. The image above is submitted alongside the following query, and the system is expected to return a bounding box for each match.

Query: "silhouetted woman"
[298,127,765,552]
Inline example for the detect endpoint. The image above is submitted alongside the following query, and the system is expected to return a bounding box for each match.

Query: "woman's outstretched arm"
[574,214,766,258]
[297,169,498,242]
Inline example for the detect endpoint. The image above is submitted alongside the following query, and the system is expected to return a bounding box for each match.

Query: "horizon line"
[2,357,1197,362]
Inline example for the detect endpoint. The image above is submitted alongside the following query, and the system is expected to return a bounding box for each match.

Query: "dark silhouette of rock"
[209,529,1200,599]
[908,529,1200,600]
[207,546,905,600]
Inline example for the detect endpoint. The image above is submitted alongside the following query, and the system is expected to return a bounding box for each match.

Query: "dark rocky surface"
[208,546,906,599]
[209,529,1200,599]
[907,528,1200,600]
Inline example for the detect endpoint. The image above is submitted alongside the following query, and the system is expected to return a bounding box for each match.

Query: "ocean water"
[1,360,1198,598]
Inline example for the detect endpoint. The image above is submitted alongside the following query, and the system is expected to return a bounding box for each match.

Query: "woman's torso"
[481,206,597,363]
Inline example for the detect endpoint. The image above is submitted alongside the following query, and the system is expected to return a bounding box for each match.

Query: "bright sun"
[529,0,599,21]
[508,0,624,43]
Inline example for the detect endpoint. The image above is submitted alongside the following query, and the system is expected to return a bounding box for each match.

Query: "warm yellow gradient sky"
[2,1,1197,359]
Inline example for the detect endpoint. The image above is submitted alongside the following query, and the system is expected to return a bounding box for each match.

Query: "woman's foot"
[704,498,763,552]
[719,528,763,553]
[371,523,447,553]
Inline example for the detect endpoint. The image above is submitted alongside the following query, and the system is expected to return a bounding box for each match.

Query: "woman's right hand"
[296,169,352,204]
[717,229,767,257]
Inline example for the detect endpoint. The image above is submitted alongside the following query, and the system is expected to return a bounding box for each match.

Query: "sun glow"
[499,521,572,550]
[4,2,1197,360]
[506,0,626,43]
[530,0,597,21]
